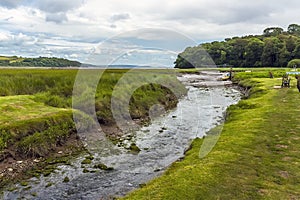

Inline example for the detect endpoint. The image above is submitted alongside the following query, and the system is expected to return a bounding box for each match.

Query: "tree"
[293,44,300,59]
[287,59,300,68]
[206,41,227,65]
[174,55,194,69]
[226,38,248,67]
[263,27,284,37]
[244,38,264,67]
[174,25,300,68]
[287,24,300,36]
[278,44,291,67]
[174,45,216,68]
[261,37,282,67]
[285,36,297,53]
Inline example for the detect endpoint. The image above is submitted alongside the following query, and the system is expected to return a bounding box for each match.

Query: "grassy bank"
[123,70,300,199]
[0,69,186,125]
[0,95,76,155]
[0,95,81,190]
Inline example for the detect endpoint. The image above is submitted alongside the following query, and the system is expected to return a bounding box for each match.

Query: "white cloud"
[0,32,11,41]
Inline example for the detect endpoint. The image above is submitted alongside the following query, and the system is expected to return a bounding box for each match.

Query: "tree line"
[175,24,300,68]
[0,56,81,67]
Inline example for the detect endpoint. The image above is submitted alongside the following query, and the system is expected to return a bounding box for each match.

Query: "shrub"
[287,59,300,68]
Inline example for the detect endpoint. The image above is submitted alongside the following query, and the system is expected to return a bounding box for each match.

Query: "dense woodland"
[175,24,300,68]
[0,56,81,67]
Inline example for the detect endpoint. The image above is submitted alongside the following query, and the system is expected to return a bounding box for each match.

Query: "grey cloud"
[34,0,85,13]
[4,17,14,21]
[110,13,130,22]
[46,13,68,24]
[0,0,22,9]
[110,24,117,29]
[162,2,281,25]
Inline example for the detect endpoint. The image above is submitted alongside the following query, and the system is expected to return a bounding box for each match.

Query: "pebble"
[58,151,63,154]
[17,161,23,164]
[8,168,13,172]
[33,159,40,163]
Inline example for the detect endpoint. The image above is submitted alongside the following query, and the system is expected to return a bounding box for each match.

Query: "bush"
[287,59,300,68]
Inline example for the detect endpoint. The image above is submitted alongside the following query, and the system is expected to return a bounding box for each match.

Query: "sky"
[0,0,300,66]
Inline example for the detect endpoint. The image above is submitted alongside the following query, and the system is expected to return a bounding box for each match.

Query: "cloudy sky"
[0,0,300,66]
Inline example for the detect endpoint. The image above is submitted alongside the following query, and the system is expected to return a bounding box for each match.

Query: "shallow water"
[3,72,241,200]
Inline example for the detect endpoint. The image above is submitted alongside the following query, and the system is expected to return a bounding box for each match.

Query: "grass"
[0,95,77,154]
[122,69,300,199]
[0,95,69,126]
[0,68,186,124]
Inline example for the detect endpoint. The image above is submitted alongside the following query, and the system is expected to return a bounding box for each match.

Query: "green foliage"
[245,38,264,67]
[288,24,300,36]
[0,56,80,67]
[175,24,300,68]
[292,44,300,58]
[261,37,283,67]
[174,55,194,69]
[174,45,215,68]
[263,27,284,36]
[287,59,300,68]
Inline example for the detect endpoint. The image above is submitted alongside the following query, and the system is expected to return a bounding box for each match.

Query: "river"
[3,71,241,200]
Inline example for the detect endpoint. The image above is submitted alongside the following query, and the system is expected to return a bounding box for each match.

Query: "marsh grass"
[123,70,300,199]
[0,68,186,156]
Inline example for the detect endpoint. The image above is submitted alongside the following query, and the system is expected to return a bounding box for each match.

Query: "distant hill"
[175,24,300,68]
[0,56,81,67]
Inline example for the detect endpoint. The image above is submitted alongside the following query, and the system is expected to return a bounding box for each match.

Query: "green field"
[123,69,300,199]
[0,95,70,126]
